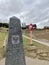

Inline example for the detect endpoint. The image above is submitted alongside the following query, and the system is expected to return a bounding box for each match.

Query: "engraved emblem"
[12,35,20,44]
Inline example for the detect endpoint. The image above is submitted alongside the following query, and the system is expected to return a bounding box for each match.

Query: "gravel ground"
[0,57,49,65]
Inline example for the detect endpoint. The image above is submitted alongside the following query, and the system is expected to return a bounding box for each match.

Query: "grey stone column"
[5,16,26,65]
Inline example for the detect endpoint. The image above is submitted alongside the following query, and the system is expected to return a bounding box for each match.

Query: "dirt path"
[23,35,49,46]
[26,57,49,65]
[0,57,49,65]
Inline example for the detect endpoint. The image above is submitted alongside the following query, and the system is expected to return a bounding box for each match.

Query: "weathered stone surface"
[5,16,26,65]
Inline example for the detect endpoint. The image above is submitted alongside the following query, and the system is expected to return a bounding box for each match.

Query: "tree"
[0,23,2,27]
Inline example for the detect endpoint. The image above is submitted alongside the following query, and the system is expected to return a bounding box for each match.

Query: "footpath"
[0,57,49,65]
[23,35,49,46]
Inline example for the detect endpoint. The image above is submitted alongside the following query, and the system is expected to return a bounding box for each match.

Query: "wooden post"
[29,23,33,45]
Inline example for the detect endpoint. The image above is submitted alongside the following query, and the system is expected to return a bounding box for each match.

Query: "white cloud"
[36,19,49,28]
[0,0,49,28]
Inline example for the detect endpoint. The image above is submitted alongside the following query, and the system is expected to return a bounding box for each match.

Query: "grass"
[0,27,8,31]
[0,28,8,60]
[0,32,7,48]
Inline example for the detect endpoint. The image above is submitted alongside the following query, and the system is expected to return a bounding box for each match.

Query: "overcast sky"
[0,0,49,28]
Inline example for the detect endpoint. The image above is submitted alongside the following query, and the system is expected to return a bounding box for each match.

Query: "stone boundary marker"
[5,16,26,65]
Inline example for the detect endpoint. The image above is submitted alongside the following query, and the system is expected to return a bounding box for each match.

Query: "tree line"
[0,23,9,28]
[0,22,37,29]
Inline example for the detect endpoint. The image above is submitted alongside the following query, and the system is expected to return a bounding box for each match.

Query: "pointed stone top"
[10,16,19,20]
